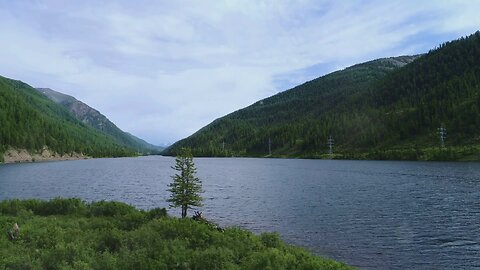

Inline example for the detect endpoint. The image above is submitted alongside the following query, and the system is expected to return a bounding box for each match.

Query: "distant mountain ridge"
[36,88,163,153]
[165,32,480,161]
[0,76,136,162]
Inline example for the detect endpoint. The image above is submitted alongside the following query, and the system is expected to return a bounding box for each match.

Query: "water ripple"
[1,157,480,269]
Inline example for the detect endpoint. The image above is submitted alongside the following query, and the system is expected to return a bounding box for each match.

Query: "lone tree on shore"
[167,147,203,218]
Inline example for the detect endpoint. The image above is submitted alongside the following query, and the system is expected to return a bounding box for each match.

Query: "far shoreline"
[1,148,90,164]
[0,152,167,165]
[4,150,479,165]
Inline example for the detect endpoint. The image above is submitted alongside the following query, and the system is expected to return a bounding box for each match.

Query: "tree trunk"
[181,205,187,218]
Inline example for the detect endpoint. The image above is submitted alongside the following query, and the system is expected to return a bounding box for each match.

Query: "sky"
[0,1,479,145]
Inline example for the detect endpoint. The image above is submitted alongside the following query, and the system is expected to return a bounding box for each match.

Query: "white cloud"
[0,0,479,144]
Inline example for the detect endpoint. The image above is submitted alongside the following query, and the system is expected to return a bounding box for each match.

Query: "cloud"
[0,0,479,145]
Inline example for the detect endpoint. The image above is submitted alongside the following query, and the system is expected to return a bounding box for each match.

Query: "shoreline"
[165,154,480,162]
[2,148,90,164]
[163,145,480,162]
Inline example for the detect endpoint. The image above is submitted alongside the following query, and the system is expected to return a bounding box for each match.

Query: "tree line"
[165,32,480,160]
[0,76,135,159]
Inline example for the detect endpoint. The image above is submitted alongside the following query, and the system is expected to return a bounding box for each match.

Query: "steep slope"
[36,88,162,154]
[0,76,135,162]
[125,132,164,152]
[165,55,417,157]
[166,32,480,160]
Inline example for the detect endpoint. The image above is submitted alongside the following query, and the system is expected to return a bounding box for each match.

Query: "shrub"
[241,249,294,270]
[90,252,118,270]
[88,201,137,217]
[260,232,283,249]
[145,207,167,220]
[191,247,237,270]
[0,198,88,216]
[96,229,124,253]
[0,199,40,216]
[34,198,86,216]
[115,210,145,230]
[0,199,352,270]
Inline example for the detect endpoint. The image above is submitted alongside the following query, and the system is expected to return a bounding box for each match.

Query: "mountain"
[36,88,163,154]
[125,132,164,152]
[165,32,480,161]
[0,76,136,162]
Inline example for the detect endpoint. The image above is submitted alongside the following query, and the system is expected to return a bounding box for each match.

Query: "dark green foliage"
[0,76,136,159]
[96,228,123,253]
[0,198,350,270]
[32,198,87,216]
[166,32,480,161]
[144,207,168,220]
[89,201,137,217]
[0,198,85,216]
[167,147,203,218]
[260,232,283,248]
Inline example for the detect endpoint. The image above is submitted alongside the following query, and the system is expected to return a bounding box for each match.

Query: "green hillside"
[165,32,480,161]
[36,88,163,154]
[125,132,164,153]
[0,76,135,161]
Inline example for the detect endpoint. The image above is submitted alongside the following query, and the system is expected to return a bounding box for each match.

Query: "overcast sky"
[0,1,479,145]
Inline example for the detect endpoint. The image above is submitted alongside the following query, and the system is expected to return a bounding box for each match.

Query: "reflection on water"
[1,157,479,269]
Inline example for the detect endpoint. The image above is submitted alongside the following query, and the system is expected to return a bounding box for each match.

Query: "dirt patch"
[2,147,89,164]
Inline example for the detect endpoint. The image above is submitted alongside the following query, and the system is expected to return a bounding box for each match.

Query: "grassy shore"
[237,145,480,162]
[0,198,351,270]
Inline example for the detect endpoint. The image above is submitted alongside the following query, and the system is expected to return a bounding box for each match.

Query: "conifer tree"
[167,147,203,218]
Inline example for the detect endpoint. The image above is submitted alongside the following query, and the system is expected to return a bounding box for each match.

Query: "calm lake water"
[0,157,479,269]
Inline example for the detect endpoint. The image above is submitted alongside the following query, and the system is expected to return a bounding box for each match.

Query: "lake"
[0,156,479,269]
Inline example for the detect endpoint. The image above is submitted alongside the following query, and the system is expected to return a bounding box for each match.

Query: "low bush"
[0,198,351,270]
[144,207,167,220]
[88,200,137,217]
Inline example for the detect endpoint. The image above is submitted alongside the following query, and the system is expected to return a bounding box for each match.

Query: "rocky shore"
[2,147,89,163]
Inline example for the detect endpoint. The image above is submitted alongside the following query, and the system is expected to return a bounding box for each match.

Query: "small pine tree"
[167,147,203,218]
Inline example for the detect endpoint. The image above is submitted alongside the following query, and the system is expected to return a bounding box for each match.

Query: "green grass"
[0,198,351,270]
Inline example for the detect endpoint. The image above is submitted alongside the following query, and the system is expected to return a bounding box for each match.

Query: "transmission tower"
[438,126,447,148]
[268,137,272,156]
[327,136,334,155]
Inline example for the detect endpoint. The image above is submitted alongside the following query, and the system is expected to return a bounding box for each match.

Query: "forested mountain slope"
[36,88,162,154]
[166,32,480,160]
[0,76,135,161]
[125,132,164,153]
